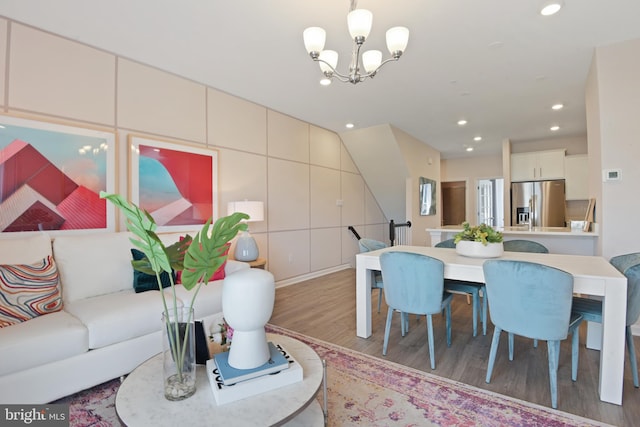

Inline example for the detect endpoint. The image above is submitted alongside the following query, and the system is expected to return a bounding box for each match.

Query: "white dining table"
[355,245,628,405]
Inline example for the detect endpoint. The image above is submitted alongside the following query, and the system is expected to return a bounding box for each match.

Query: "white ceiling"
[2,0,640,159]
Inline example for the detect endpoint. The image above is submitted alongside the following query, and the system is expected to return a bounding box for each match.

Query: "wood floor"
[270,268,639,426]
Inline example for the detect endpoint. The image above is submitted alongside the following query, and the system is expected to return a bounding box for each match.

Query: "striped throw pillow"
[0,256,62,328]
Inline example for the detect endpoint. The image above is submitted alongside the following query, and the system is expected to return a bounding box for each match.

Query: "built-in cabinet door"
[511,149,565,181]
[564,154,589,200]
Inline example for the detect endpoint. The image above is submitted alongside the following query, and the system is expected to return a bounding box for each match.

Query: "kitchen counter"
[426,225,599,255]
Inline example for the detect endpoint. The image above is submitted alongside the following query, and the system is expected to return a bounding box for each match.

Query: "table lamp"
[227,200,264,262]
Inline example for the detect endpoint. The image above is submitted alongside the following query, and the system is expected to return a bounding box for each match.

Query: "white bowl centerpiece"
[454,222,504,258]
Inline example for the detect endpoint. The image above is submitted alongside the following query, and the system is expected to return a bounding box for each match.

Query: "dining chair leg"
[481,286,488,336]
[486,326,502,383]
[626,325,639,387]
[377,289,383,313]
[445,304,452,346]
[471,290,478,337]
[571,327,580,381]
[426,314,436,369]
[382,307,394,356]
[508,332,515,361]
[547,340,560,409]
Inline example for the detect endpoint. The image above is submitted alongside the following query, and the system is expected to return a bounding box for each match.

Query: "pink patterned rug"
[56,324,612,426]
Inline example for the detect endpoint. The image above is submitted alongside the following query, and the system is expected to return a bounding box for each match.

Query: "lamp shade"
[227,201,264,222]
[386,26,409,54]
[319,50,339,73]
[347,9,373,40]
[303,27,326,53]
[362,50,382,73]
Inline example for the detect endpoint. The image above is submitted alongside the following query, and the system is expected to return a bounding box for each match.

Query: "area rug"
[56,324,612,427]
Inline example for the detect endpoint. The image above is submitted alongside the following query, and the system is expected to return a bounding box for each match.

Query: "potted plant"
[100,192,248,400]
[453,222,504,258]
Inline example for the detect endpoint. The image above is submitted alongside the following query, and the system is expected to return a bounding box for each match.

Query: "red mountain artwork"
[0,140,106,232]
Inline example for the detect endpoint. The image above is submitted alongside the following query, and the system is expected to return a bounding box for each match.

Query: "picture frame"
[129,135,218,233]
[0,114,116,234]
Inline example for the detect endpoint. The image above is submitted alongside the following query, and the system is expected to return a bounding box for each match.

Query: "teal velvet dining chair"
[503,240,549,253]
[358,238,388,313]
[572,252,640,388]
[435,238,483,337]
[380,251,453,369]
[483,260,583,409]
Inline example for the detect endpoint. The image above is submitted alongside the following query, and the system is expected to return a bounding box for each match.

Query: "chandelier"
[303,1,409,85]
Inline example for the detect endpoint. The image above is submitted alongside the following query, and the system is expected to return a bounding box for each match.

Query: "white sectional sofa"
[0,231,249,404]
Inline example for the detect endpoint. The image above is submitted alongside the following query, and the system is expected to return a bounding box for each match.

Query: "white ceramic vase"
[222,268,275,369]
[455,240,504,258]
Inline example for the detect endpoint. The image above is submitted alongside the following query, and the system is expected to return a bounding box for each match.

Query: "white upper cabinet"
[564,154,589,200]
[511,149,565,181]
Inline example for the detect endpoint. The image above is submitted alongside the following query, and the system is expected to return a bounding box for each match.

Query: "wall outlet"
[288,254,294,263]
[336,199,343,206]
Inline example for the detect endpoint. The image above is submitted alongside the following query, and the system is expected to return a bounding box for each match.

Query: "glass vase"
[162,306,196,401]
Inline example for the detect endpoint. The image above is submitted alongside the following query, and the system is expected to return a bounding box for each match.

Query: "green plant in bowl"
[453,222,503,246]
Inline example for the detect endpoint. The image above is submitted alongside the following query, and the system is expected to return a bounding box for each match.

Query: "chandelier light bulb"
[347,9,373,41]
[318,50,339,74]
[386,27,409,56]
[303,27,326,54]
[362,50,382,73]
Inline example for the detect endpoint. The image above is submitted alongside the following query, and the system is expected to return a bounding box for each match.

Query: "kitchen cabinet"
[511,149,565,181]
[564,154,589,200]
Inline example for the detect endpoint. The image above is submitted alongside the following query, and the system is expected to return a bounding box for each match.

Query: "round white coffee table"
[116,334,324,426]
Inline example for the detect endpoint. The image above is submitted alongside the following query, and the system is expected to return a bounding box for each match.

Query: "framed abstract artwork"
[129,135,218,232]
[419,176,436,216]
[0,115,116,234]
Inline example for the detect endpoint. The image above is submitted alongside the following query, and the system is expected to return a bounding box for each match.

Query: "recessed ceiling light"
[345,123,354,129]
[457,119,468,126]
[473,136,482,142]
[466,147,474,152]
[550,125,560,131]
[540,1,563,16]
[552,103,564,110]
[320,78,332,86]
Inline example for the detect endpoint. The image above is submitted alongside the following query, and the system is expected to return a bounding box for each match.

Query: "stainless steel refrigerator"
[511,179,566,227]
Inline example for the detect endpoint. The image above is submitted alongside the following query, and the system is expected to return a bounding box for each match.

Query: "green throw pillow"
[130,249,176,293]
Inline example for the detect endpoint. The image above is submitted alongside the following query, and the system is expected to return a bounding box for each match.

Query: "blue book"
[213,341,289,385]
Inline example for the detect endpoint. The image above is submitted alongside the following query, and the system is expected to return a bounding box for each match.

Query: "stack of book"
[207,341,303,405]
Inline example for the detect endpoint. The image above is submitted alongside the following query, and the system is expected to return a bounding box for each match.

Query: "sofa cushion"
[53,232,134,303]
[0,311,88,376]
[0,256,62,327]
[64,289,183,349]
[130,249,175,293]
[0,232,52,264]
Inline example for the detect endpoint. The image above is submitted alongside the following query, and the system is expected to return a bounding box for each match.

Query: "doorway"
[441,181,466,226]
[476,178,504,227]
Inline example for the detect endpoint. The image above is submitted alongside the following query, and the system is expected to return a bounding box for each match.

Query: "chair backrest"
[483,260,573,340]
[358,238,387,253]
[503,240,549,253]
[434,238,456,248]
[610,252,640,326]
[379,251,445,315]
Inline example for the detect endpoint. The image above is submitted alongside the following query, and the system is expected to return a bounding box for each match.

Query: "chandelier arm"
[312,57,352,81]
[358,56,401,80]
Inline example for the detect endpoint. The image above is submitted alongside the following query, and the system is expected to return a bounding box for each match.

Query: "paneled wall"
[0,19,387,284]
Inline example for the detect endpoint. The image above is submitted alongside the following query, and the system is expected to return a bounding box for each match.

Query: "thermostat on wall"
[602,169,622,182]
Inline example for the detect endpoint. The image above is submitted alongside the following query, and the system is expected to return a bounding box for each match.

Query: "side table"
[116,334,325,426]
[235,257,267,269]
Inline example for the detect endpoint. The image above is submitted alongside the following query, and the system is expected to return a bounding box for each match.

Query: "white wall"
[0,19,387,284]
[586,38,640,259]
